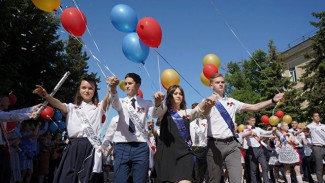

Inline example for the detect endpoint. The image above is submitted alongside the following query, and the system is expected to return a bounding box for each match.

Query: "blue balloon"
[122,32,149,63]
[58,121,66,130]
[53,111,63,121]
[110,4,138,32]
[49,122,58,133]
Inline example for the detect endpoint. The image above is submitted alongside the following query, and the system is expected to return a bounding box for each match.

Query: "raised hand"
[153,91,165,107]
[107,76,119,87]
[33,85,49,98]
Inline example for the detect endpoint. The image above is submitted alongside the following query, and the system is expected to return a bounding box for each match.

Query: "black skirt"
[53,137,103,183]
[154,112,194,182]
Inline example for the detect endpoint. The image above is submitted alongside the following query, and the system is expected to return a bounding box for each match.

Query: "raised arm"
[241,93,285,112]
[101,77,113,112]
[107,76,122,112]
[33,85,67,115]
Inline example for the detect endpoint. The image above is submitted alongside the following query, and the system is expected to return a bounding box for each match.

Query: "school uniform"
[53,101,105,183]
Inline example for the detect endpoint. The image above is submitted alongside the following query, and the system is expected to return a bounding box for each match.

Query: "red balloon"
[6,121,18,132]
[203,64,218,79]
[275,110,285,119]
[8,94,17,106]
[138,89,143,98]
[41,106,54,120]
[161,81,168,90]
[136,17,162,48]
[101,114,106,123]
[61,8,87,36]
[261,115,270,124]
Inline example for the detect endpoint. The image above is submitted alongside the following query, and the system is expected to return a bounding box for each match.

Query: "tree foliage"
[225,41,301,126]
[0,0,98,110]
[300,11,325,121]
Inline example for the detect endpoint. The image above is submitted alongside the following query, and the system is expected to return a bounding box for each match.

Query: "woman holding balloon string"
[153,85,215,183]
[33,76,111,183]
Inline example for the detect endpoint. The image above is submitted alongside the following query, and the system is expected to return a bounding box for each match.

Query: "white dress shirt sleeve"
[109,92,122,112]
[0,107,34,122]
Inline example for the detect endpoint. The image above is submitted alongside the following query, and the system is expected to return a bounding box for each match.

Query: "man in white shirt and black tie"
[190,102,208,183]
[108,73,164,183]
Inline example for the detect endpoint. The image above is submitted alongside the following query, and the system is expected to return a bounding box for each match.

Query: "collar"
[212,93,228,101]
[76,101,94,109]
[126,95,138,102]
[313,121,322,126]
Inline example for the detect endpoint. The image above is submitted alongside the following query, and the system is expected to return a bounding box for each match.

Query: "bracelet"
[271,98,276,103]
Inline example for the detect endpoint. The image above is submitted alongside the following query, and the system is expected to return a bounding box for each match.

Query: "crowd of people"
[0,73,324,183]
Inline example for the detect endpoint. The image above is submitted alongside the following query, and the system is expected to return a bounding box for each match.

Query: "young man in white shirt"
[108,73,164,183]
[207,73,284,183]
[190,102,208,183]
[306,113,325,183]
[244,116,273,183]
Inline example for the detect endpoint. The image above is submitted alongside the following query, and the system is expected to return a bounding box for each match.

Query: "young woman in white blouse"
[33,76,111,183]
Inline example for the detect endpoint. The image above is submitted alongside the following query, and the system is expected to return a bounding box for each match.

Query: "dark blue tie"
[129,98,136,133]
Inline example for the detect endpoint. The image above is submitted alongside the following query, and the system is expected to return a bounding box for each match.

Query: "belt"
[208,136,235,143]
[313,145,325,148]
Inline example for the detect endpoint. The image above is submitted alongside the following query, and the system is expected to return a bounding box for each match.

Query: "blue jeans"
[114,142,149,183]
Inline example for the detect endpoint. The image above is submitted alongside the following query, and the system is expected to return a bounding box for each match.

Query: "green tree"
[0,0,65,108]
[0,0,99,110]
[225,41,301,126]
[300,11,325,121]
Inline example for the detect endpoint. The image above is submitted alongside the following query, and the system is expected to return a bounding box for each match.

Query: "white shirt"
[307,121,325,146]
[110,93,162,143]
[0,107,34,122]
[207,97,244,139]
[289,128,305,147]
[244,125,272,148]
[0,107,34,145]
[65,101,105,138]
[102,115,119,148]
[190,118,208,147]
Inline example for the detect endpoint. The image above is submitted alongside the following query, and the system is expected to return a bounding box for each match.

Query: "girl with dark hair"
[153,85,215,183]
[33,76,111,183]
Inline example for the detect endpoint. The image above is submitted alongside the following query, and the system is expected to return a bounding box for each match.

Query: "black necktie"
[129,98,136,133]
[195,119,200,145]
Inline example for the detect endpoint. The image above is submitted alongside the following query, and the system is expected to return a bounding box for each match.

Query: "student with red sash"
[274,122,303,183]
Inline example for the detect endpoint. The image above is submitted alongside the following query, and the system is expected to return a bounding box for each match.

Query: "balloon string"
[154,49,205,99]
[272,103,279,116]
[208,0,280,93]
[72,0,100,53]
[48,117,63,133]
[142,64,159,91]
[157,54,162,92]
[70,35,115,77]
[59,3,116,78]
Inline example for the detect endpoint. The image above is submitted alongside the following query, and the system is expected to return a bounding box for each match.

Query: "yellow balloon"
[202,54,221,69]
[269,116,280,126]
[283,115,292,124]
[237,124,245,133]
[119,80,126,91]
[277,99,285,106]
[200,72,210,87]
[161,69,180,90]
[32,0,61,12]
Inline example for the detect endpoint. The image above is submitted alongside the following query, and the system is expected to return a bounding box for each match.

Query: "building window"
[289,67,297,82]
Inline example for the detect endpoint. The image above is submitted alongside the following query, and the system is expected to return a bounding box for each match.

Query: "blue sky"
[55,0,324,133]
